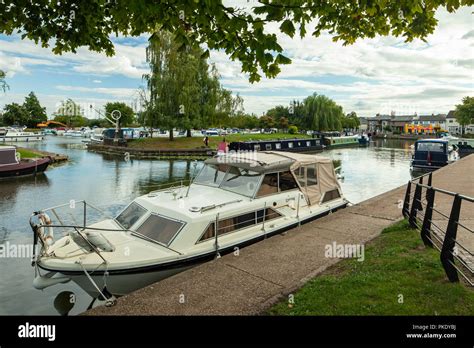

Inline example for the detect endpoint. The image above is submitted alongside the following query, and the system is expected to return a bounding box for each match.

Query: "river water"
[0,136,414,315]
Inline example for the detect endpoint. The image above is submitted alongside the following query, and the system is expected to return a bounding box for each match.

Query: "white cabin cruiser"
[0,127,44,142]
[29,151,348,302]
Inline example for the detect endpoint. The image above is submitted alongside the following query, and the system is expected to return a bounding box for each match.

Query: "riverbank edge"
[87,143,215,160]
[17,146,68,163]
[84,155,474,316]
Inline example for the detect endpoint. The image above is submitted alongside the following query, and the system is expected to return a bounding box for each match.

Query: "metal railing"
[402,172,474,285]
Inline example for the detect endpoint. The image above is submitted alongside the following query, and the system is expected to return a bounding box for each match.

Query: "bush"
[288,125,298,134]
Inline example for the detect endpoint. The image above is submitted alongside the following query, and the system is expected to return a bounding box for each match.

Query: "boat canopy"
[204,151,341,205]
[0,146,18,165]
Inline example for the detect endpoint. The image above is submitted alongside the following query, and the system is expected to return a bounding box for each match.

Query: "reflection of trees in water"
[134,160,203,196]
[0,174,50,203]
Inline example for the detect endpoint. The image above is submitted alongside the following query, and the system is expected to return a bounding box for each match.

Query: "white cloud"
[55,85,137,98]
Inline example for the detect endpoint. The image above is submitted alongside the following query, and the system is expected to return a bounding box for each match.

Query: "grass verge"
[269,220,474,315]
[128,133,310,150]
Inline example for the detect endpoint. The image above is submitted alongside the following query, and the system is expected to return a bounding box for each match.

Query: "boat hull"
[0,158,50,178]
[38,201,347,298]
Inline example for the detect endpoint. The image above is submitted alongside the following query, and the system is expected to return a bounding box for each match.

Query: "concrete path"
[87,155,474,315]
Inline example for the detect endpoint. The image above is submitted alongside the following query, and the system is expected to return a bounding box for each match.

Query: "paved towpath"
[87,155,474,315]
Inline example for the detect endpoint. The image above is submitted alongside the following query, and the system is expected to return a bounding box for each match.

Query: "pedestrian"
[203,136,209,147]
[217,137,228,154]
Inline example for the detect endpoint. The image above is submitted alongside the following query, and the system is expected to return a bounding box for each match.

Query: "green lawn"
[269,220,474,315]
[0,145,42,159]
[129,133,310,150]
[17,148,43,159]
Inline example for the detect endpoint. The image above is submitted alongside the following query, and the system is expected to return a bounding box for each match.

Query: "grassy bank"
[269,220,474,315]
[17,148,43,159]
[129,133,310,150]
[0,145,43,159]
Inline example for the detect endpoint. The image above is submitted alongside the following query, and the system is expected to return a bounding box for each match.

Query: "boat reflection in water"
[29,151,348,303]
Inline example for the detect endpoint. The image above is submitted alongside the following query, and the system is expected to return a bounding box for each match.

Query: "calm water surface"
[0,136,414,314]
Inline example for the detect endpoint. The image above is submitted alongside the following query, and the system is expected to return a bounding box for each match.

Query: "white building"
[446,110,474,135]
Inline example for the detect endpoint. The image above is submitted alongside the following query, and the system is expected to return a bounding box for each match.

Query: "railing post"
[409,183,422,228]
[402,181,411,218]
[427,172,432,187]
[440,194,462,282]
[83,201,87,229]
[214,213,220,259]
[420,187,435,247]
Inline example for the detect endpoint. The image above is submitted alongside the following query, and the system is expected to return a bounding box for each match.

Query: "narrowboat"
[0,146,50,178]
[229,138,323,152]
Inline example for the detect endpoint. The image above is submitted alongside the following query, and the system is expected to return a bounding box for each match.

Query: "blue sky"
[0,5,472,119]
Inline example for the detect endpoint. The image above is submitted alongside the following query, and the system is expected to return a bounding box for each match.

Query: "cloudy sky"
[0,3,472,119]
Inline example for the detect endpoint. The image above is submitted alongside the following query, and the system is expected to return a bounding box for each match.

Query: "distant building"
[366,113,450,134]
[412,114,446,130]
[446,110,474,135]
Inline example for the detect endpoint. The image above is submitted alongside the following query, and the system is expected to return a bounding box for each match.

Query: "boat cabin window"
[279,171,298,191]
[135,214,185,246]
[275,143,281,150]
[116,202,147,230]
[257,173,279,197]
[416,142,445,152]
[194,164,229,187]
[198,208,282,242]
[220,167,261,197]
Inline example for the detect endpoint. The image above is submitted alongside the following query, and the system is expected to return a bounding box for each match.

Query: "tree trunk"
[169,128,174,141]
[187,129,191,137]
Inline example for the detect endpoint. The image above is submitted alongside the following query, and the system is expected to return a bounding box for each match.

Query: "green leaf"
[280,19,296,37]
[275,54,292,65]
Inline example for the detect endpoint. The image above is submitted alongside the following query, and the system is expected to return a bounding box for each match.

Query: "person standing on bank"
[217,137,229,154]
[203,136,209,147]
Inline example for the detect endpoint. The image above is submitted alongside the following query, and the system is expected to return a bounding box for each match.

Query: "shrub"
[288,125,298,134]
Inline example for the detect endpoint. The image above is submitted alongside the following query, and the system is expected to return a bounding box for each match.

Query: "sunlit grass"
[269,220,474,315]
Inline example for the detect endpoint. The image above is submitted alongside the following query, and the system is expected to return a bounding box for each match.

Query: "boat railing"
[146,179,192,196]
[402,172,474,286]
[29,200,183,260]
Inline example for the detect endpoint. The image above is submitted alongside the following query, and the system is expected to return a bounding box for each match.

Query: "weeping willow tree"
[144,31,231,140]
[0,70,8,92]
[303,93,343,131]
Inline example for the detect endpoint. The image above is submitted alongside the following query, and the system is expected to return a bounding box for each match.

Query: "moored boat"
[29,151,348,300]
[0,146,50,178]
[0,127,44,142]
[229,138,323,152]
[411,139,458,172]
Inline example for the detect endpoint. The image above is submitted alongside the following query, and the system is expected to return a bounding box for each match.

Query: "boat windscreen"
[416,142,445,152]
[193,163,229,187]
[136,214,185,246]
[115,202,147,230]
[220,167,261,197]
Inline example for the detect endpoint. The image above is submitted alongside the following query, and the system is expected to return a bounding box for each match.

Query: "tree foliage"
[23,92,47,127]
[144,30,241,139]
[1,1,470,82]
[454,96,474,135]
[2,102,29,126]
[105,101,135,126]
[1,92,47,127]
[0,69,7,92]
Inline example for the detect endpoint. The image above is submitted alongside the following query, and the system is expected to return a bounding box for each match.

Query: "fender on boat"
[33,272,71,290]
